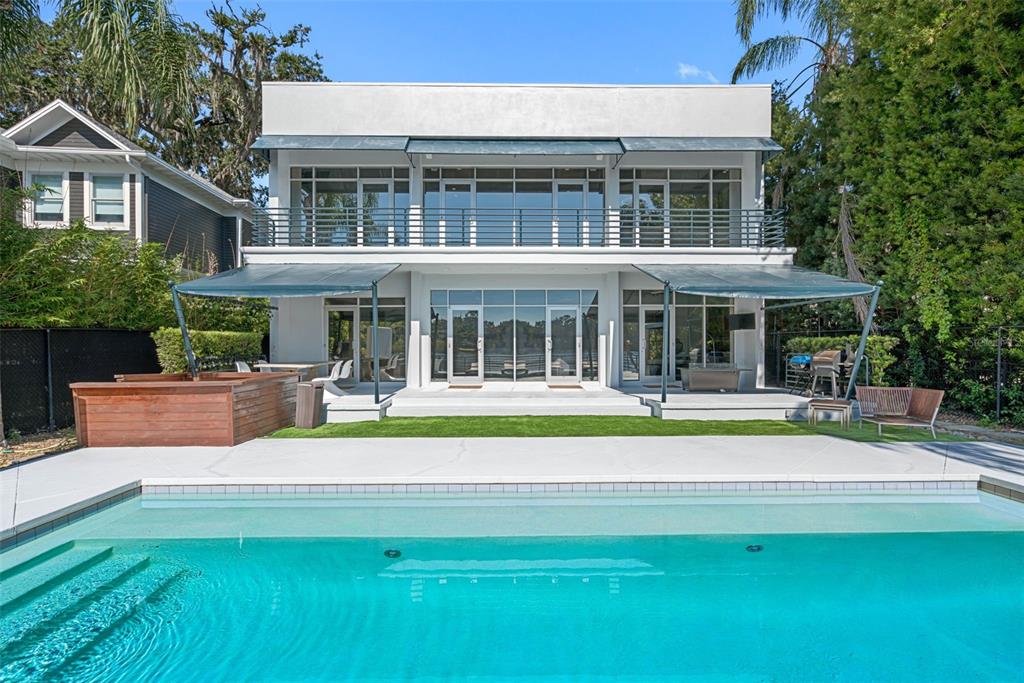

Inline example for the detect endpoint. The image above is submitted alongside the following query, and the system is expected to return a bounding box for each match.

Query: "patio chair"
[856,386,944,438]
[810,350,842,399]
[235,360,252,373]
[311,359,354,396]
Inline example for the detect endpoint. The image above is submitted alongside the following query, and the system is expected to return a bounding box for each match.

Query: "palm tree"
[2,0,196,133]
[730,0,850,96]
[0,0,39,62]
[59,0,198,131]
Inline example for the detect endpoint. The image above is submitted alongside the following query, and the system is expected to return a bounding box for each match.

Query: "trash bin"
[295,382,324,429]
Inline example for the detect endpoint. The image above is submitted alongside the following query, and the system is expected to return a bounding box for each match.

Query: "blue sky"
[160,0,811,90]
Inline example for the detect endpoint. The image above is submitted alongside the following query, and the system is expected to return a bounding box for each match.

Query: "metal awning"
[405,138,625,155]
[634,264,876,299]
[174,263,400,299]
[252,136,409,151]
[620,137,783,155]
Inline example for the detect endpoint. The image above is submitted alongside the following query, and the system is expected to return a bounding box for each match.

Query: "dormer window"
[92,175,125,225]
[31,173,64,222]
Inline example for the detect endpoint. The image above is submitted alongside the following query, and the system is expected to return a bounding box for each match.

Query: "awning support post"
[844,282,882,400]
[661,283,670,404]
[372,281,380,405]
[169,281,198,379]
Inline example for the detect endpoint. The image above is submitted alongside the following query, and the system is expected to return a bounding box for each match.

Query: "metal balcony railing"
[250,207,786,248]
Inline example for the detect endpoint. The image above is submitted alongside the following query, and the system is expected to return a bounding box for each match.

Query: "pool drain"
[745,544,763,553]
[384,549,402,558]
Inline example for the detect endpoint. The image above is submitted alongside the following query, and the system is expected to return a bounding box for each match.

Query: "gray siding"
[68,172,84,221]
[34,119,117,149]
[145,178,231,271]
[128,173,136,236]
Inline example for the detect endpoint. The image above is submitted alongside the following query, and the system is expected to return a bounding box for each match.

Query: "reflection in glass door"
[361,181,392,246]
[555,183,584,246]
[326,307,358,380]
[547,307,580,385]
[449,306,482,384]
[443,182,472,246]
[637,182,668,247]
[641,308,666,383]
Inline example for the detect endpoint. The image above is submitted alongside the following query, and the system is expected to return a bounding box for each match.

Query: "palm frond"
[731,34,809,83]
[0,0,39,61]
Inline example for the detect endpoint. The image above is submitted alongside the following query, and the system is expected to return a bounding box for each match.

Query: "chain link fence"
[1,329,161,436]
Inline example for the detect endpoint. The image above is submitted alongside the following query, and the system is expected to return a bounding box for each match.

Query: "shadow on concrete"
[917,441,1024,476]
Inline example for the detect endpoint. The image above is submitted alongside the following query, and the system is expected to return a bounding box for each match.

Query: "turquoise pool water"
[2,493,1023,682]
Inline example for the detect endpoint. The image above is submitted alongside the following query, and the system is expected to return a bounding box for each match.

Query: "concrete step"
[0,554,150,656]
[0,545,113,612]
[388,396,651,417]
[0,563,186,682]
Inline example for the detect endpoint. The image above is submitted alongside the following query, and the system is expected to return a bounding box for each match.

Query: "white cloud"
[677,62,719,84]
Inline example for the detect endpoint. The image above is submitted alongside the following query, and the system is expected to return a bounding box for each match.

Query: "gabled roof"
[3,99,143,151]
[1,100,251,213]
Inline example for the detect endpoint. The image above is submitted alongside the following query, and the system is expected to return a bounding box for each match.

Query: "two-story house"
[1,100,251,271]
[178,82,875,419]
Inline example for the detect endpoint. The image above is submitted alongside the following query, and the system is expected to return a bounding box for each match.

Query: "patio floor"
[3,435,1023,532]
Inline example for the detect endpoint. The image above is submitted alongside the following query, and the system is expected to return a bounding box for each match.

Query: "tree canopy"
[0,0,326,203]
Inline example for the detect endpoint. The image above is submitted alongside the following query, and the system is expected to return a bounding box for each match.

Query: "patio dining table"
[253,361,332,382]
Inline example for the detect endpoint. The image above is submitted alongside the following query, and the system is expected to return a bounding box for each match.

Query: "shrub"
[783,335,899,385]
[153,327,263,373]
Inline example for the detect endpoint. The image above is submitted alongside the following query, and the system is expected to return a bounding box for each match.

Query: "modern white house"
[177,82,877,420]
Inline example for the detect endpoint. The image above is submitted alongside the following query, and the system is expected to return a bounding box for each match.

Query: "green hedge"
[152,327,263,373]
[783,335,900,386]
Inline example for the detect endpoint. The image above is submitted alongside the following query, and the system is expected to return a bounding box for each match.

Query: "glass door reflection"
[641,307,666,384]
[547,307,580,385]
[443,182,472,246]
[449,306,482,384]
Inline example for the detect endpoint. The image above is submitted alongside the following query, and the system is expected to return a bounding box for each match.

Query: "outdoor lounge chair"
[856,386,944,438]
[310,359,354,396]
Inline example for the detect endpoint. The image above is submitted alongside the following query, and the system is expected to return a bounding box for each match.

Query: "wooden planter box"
[71,372,299,447]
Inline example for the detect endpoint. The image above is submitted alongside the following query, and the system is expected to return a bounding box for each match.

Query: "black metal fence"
[767,324,1024,426]
[1,329,161,435]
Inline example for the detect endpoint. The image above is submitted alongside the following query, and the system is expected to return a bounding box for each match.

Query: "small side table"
[808,398,853,429]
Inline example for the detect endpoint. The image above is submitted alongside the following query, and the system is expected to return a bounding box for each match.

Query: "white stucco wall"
[263,83,773,138]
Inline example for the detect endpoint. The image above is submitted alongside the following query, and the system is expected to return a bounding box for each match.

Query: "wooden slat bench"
[855,386,944,438]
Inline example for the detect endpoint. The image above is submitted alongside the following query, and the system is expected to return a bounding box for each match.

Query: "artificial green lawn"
[270,416,968,442]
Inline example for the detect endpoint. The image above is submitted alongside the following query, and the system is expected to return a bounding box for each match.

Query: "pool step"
[0,562,186,682]
[0,554,151,656]
[0,544,113,612]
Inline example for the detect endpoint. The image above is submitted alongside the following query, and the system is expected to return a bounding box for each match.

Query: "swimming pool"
[2,489,1023,682]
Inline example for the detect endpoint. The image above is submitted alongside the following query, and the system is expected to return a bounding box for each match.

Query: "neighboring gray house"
[0,100,251,271]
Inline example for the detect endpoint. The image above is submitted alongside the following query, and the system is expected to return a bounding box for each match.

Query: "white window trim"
[26,171,69,227]
[85,172,130,230]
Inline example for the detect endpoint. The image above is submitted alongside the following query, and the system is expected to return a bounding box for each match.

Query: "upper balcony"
[248,206,786,249]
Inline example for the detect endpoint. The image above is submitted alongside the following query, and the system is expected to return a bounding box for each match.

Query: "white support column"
[409,160,423,246]
[606,162,620,247]
[602,270,621,387]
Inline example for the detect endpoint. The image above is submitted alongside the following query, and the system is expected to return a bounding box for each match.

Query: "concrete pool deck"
[3,435,1024,532]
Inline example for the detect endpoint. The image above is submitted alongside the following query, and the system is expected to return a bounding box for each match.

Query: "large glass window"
[359,302,406,381]
[619,168,741,246]
[622,290,734,383]
[289,167,410,246]
[421,168,605,246]
[31,174,63,222]
[429,289,599,383]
